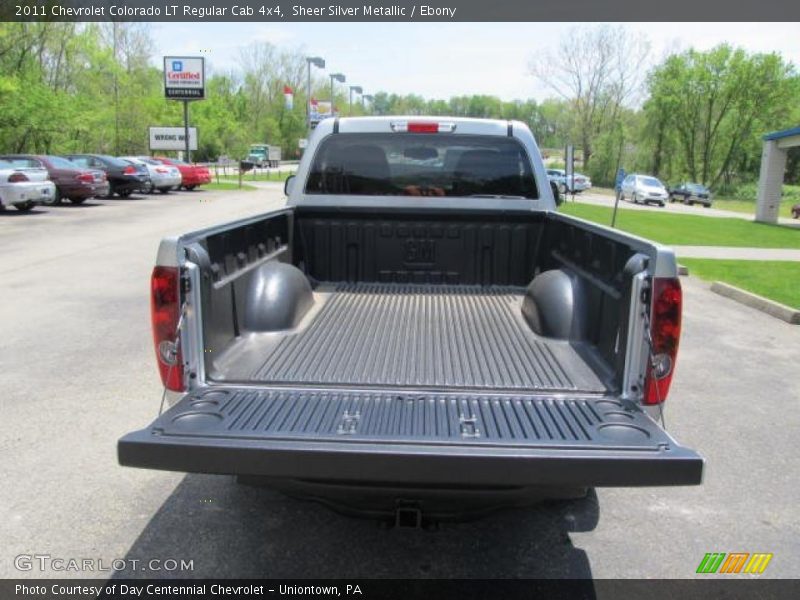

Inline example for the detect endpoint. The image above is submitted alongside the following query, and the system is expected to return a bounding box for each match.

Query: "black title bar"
[3,0,800,22]
[4,579,800,600]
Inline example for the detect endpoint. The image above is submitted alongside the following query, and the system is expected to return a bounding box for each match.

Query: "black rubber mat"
[248,284,608,392]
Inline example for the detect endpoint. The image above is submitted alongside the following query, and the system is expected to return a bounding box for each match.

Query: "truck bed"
[210,283,612,393]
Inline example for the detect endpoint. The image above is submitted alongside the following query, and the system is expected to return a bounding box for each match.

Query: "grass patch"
[202,182,258,191]
[712,197,796,219]
[710,183,799,219]
[559,202,800,248]
[681,259,800,309]
[223,170,294,182]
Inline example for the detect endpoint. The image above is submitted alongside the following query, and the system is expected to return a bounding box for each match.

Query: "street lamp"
[305,56,325,132]
[329,73,345,115]
[362,94,374,114]
[349,86,362,115]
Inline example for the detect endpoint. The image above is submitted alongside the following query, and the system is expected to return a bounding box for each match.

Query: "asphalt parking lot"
[2,188,799,580]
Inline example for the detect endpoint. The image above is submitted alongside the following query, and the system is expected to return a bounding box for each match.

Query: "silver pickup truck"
[119,117,702,521]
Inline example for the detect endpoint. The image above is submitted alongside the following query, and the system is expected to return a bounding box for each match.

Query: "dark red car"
[153,157,212,190]
[0,154,109,204]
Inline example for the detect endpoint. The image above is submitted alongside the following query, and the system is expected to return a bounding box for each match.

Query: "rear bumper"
[152,175,182,189]
[119,388,704,488]
[0,181,54,206]
[181,174,212,186]
[111,177,142,193]
[59,182,103,199]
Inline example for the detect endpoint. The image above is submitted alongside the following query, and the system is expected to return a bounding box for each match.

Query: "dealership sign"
[149,127,198,151]
[163,56,205,100]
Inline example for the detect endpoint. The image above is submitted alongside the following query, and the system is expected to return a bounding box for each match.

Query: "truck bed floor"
[214,283,611,393]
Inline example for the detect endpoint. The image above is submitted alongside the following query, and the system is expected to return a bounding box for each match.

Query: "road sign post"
[163,56,205,162]
[612,168,626,228]
[565,145,575,202]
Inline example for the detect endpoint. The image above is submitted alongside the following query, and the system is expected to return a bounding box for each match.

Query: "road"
[2,188,799,581]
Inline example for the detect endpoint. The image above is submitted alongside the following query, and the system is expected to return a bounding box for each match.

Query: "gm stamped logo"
[696,552,773,575]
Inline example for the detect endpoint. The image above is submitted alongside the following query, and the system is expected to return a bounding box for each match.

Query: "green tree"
[643,45,798,188]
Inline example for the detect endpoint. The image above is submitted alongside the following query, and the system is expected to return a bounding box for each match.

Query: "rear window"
[639,176,663,187]
[47,156,80,169]
[68,156,90,168]
[305,133,538,199]
[101,156,130,168]
[6,158,41,168]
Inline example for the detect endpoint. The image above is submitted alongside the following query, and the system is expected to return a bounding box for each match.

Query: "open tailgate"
[119,387,703,487]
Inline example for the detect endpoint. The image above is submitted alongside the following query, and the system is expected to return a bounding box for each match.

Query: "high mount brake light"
[644,277,682,405]
[390,121,457,133]
[151,266,185,392]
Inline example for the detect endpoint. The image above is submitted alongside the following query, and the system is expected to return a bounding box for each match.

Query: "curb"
[710,281,800,325]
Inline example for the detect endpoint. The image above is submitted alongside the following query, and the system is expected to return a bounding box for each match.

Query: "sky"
[150,22,800,102]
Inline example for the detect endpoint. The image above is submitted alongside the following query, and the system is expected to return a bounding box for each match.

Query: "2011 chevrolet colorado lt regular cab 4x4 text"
[119,117,703,521]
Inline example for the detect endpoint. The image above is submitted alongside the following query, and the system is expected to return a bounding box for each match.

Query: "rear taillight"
[151,266,184,392]
[123,165,137,175]
[155,167,169,174]
[76,173,94,183]
[390,121,456,133]
[8,172,29,183]
[643,277,682,405]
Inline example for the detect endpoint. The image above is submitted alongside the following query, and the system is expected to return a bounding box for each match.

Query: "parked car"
[619,174,669,207]
[62,154,148,198]
[669,182,712,207]
[0,158,56,211]
[118,159,152,193]
[152,157,212,190]
[1,154,108,205]
[121,157,182,194]
[546,168,592,193]
[120,117,702,523]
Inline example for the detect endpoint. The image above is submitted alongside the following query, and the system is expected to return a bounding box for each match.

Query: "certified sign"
[149,127,198,151]
[163,56,205,100]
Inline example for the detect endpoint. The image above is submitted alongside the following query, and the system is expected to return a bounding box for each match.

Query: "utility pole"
[305,56,325,133]
[362,94,374,114]
[349,86,362,116]
[113,22,120,155]
[329,73,345,116]
[183,100,190,163]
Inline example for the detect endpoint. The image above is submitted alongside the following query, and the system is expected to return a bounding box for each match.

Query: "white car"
[0,158,56,211]
[619,174,669,207]
[121,156,182,193]
[546,168,592,193]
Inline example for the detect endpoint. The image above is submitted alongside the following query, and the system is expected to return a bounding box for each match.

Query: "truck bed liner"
[216,283,610,393]
[118,387,703,486]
